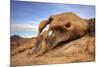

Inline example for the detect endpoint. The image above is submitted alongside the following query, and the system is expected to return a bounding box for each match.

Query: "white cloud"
[11,23,38,32]
[21,35,36,38]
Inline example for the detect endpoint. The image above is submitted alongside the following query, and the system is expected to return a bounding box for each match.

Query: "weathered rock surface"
[11,13,95,66]
[11,34,95,66]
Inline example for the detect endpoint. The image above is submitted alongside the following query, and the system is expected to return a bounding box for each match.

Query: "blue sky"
[11,1,95,38]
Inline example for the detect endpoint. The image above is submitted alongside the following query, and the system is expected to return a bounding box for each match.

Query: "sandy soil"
[11,35,95,66]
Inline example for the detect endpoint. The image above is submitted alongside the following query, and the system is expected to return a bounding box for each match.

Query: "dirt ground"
[11,35,95,66]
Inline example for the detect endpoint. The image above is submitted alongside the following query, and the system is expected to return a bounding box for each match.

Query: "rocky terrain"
[11,35,37,55]
[11,35,95,66]
[11,35,33,50]
[10,12,95,66]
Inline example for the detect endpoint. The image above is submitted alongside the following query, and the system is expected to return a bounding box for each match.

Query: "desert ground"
[11,12,95,66]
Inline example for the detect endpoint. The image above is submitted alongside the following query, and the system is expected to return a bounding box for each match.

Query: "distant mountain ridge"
[11,35,32,50]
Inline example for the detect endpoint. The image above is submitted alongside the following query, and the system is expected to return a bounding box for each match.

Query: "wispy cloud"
[21,35,36,38]
[11,23,38,32]
[10,1,95,38]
